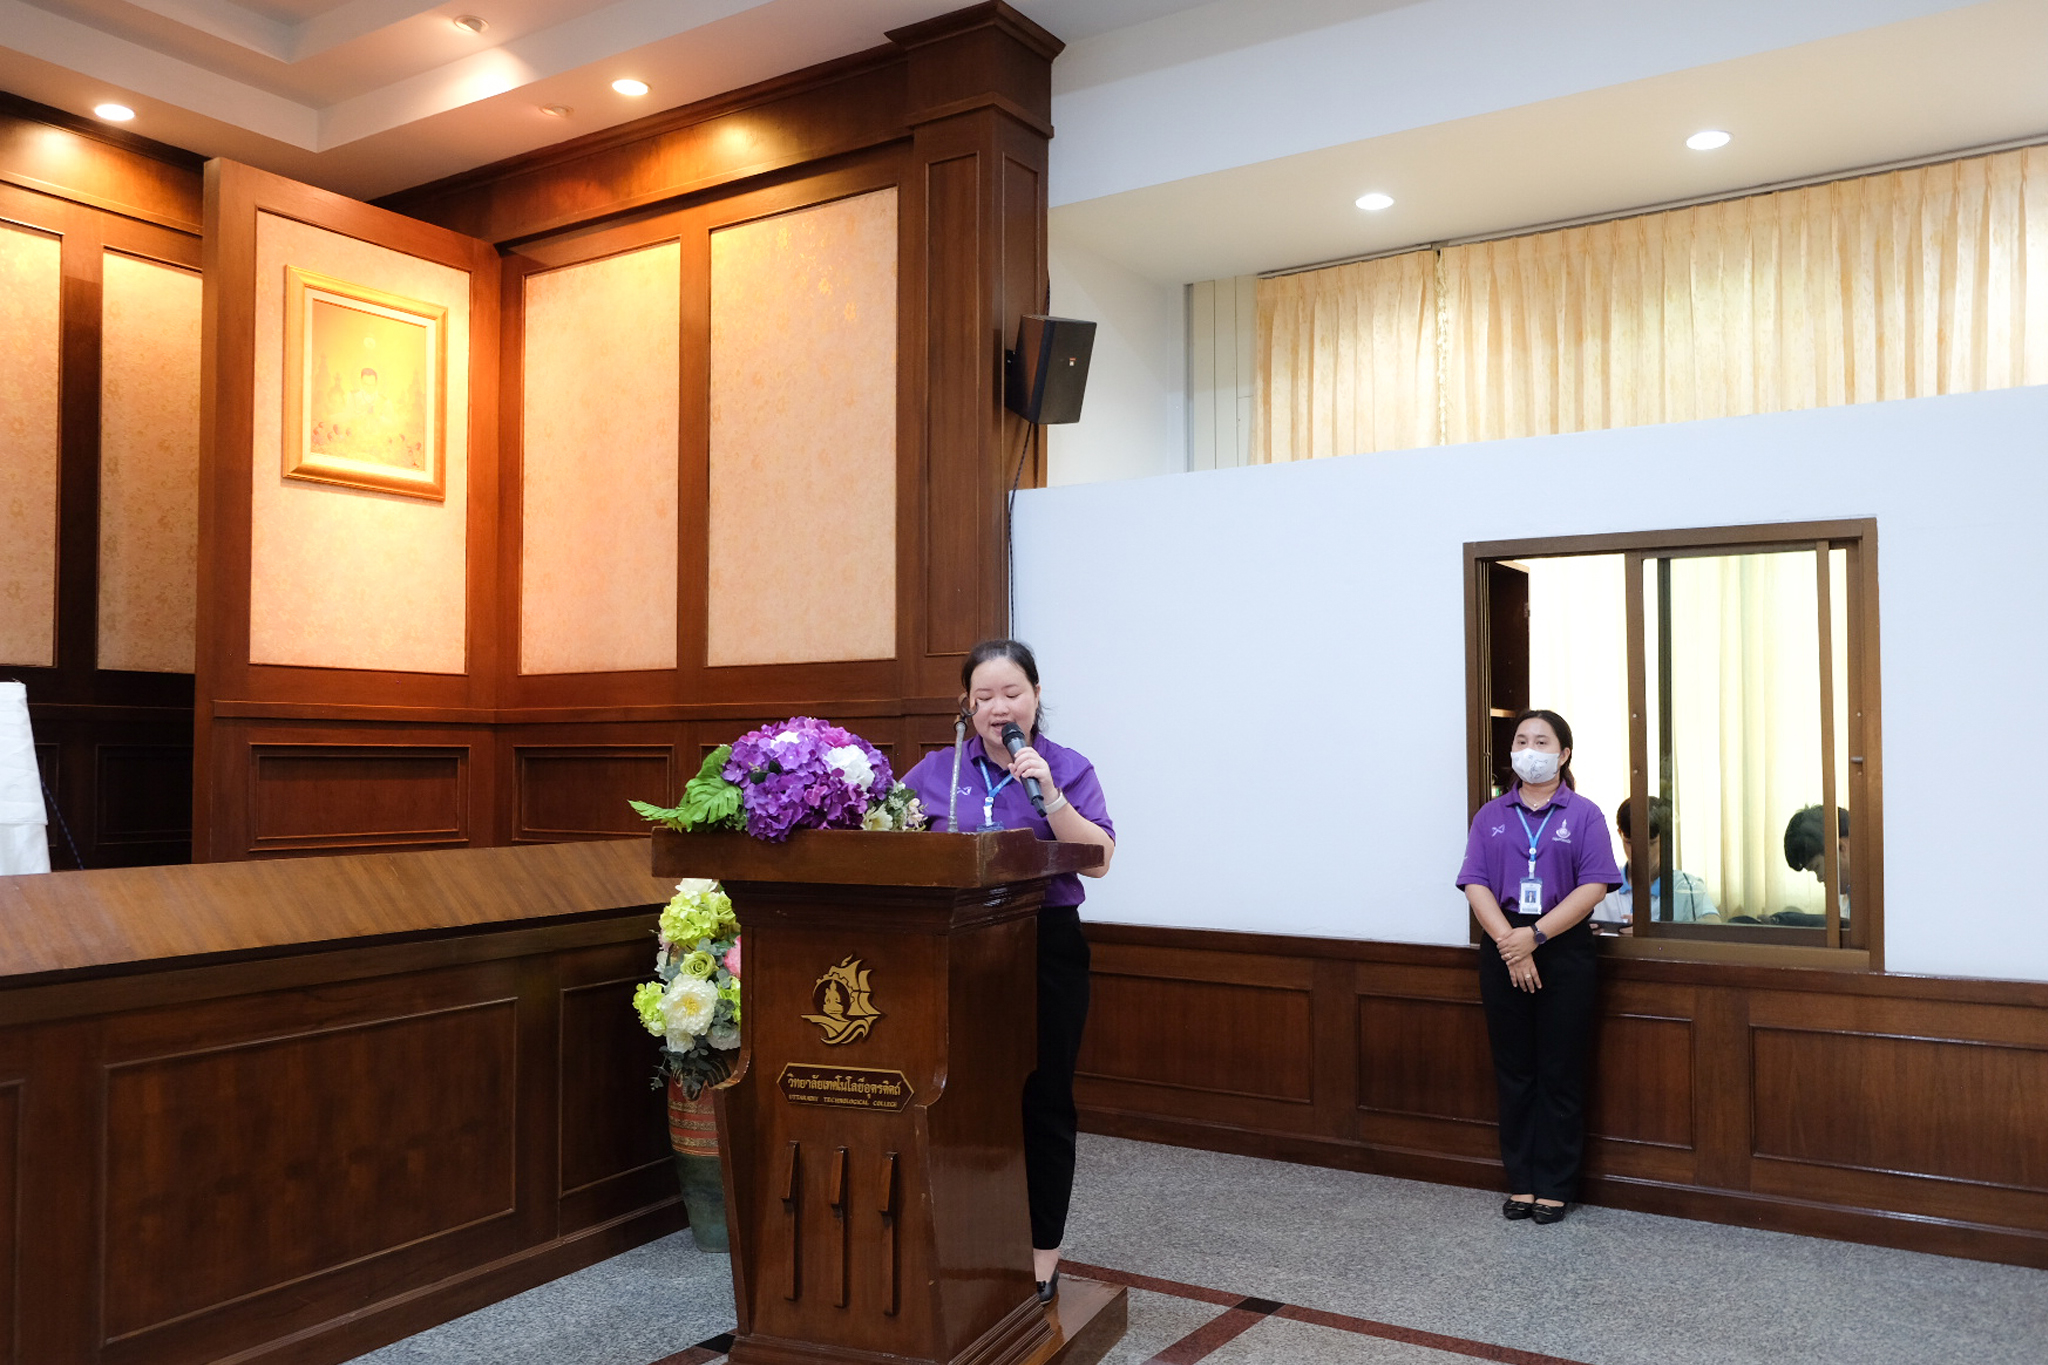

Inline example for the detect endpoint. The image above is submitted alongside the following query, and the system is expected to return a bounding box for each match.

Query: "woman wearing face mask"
[901,639,1115,1303]
[1455,710,1621,1225]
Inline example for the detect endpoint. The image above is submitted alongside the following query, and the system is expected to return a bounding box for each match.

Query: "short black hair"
[1615,797,1670,841]
[960,638,1045,737]
[1784,804,1850,871]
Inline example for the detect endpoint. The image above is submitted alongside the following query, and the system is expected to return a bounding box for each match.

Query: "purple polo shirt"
[1456,784,1622,916]
[903,734,1114,909]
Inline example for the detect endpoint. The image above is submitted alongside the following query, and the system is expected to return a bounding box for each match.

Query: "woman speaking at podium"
[1456,709,1620,1225]
[902,639,1115,1303]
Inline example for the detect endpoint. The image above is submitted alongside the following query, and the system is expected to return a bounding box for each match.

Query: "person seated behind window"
[1780,804,1850,923]
[1591,797,1718,928]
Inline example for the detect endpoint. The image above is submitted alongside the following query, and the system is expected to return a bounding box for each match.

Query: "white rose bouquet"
[631,878,743,1098]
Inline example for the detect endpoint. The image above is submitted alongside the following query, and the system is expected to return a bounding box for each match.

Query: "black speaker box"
[1005,315,1096,424]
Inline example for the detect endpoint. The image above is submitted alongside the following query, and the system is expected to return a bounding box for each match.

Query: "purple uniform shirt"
[1456,784,1622,916]
[903,734,1114,909]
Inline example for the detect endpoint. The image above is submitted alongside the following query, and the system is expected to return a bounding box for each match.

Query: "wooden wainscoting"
[1077,925,2048,1269]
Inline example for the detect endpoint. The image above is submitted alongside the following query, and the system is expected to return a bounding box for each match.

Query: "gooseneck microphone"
[1000,722,1048,817]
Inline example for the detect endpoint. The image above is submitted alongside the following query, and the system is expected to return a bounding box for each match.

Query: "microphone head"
[1000,722,1027,754]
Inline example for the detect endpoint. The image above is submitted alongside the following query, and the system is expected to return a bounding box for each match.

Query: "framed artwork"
[281,266,447,499]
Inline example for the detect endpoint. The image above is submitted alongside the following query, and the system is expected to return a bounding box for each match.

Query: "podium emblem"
[804,956,883,1045]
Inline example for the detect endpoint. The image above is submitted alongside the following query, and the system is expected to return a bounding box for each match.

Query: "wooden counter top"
[0,837,676,982]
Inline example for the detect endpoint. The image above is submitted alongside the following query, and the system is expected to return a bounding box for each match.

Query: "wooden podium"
[652,828,1127,1365]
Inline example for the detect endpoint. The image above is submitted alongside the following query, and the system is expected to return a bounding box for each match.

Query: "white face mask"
[1511,748,1561,784]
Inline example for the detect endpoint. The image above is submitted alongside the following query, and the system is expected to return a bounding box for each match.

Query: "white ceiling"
[3,0,2041,278]
[0,0,1230,198]
[1054,0,2048,284]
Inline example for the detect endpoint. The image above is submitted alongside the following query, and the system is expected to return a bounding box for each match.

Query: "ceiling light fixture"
[1686,129,1732,151]
[93,103,135,122]
[540,104,573,118]
[1354,192,1394,212]
[612,78,650,97]
[453,15,488,34]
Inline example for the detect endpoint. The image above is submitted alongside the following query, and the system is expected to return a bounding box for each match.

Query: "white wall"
[1012,384,2048,983]
[1046,239,1185,485]
[1047,0,1981,207]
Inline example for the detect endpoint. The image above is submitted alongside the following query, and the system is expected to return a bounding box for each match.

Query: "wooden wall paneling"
[1688,984,1752,1191]
[1078,924,2048,1269]
[680,165,911,709]
[894,4,1058,688]
[197,161,503,860]
[97,969,524,1365]
[1585,979,1696,1157]
[17,1015,102,1364]
[0,173,199,870]
[95,743,195,855]
[0,93,203,234]
[1078,942,1317,1124]
[0,1029,23,1365]
[374,54,913,245]
[555,939,676,1233]
[197,721,495,860]
[248,742,471,853]
[512,738,676,842]
[0,845,687,1365]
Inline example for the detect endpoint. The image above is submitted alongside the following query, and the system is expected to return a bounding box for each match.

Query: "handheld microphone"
[1000,722,1047,817]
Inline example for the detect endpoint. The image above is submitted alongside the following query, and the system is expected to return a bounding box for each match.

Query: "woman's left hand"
[1496,926,1538,967]
[1009,746,1060,806]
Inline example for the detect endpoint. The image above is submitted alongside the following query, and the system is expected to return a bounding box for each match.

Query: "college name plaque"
[777,1063,914,1112]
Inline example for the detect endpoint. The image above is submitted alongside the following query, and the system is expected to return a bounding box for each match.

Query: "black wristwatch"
[1531,927,1548,947]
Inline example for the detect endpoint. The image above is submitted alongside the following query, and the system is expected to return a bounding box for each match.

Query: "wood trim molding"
[0,92,203,233]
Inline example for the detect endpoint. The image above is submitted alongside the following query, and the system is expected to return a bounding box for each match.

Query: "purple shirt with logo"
[902,734,1114,909]
[1456,784,1623,915]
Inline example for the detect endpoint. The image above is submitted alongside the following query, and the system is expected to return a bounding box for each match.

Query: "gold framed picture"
[281,266,448,500]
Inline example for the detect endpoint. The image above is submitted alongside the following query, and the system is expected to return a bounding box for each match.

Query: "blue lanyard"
[1514,804,1556,876]
[974,758,1016,830]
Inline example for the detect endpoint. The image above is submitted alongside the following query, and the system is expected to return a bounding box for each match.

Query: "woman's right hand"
[1510,957,1543,993]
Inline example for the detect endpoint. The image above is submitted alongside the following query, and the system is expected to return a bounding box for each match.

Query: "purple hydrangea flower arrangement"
[722,717,895,842]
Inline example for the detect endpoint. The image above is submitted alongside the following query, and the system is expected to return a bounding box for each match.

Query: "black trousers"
[1476,915,1597,1202]
[1024,906,1090,1250]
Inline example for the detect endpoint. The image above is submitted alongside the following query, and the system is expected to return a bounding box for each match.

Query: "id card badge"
[1519,877,1544,914]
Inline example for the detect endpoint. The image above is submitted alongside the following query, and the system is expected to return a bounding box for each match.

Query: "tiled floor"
[348,1134,2048,1365]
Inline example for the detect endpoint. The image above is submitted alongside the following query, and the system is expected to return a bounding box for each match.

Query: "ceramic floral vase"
[667,1078,729,1252]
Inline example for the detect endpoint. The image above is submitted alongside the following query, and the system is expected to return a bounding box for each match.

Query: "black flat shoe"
[1036,1269,1060,1304]
[1530,1202,1569,1225]
[1501,1197,1536,1220]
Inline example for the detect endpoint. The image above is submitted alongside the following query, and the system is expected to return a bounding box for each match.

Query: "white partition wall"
[1013,383,2048,983]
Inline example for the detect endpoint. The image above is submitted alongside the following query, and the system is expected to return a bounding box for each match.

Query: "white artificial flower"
[707,1023,741,1051]
[824,744,876,792]
[674,878,719,899]
[862,806,892,831]
[662,976,720,1047]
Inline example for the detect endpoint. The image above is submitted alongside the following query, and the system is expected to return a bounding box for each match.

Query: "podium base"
[724,1279,1127,1365]
[1032,1276,1128,1365]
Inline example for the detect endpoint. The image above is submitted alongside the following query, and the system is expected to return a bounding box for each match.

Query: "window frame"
[1463,519,1883,971]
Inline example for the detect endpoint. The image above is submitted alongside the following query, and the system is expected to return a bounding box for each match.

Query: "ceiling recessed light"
[539,104,573,118]
[93,103,135,122]
[452,15,488,34]
[1354,192,1394,212]
[611,78,649,97]
[1686,129,1731,151]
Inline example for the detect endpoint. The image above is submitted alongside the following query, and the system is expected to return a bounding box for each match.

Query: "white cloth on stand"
[0,681,51,875]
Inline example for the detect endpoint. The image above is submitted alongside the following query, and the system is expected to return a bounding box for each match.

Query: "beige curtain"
[1255,145,2048,457]
[1650,550,1850,920]
[1252,250,1438,462]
